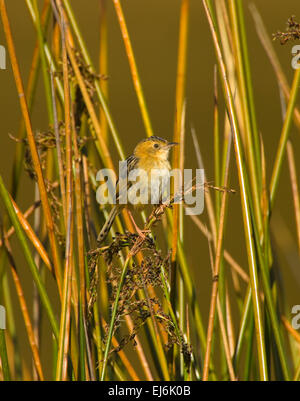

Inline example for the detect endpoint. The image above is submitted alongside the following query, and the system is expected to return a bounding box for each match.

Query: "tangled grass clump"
[88,229,192,371]
[273,15,300,44]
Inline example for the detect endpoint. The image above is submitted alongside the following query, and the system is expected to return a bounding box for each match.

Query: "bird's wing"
[115,155,139,204]
[126,154,139,172]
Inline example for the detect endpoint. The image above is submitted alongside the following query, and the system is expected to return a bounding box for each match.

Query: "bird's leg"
[127,210,150,240]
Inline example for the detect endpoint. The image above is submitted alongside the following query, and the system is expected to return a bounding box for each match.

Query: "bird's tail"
[97,206,119,243]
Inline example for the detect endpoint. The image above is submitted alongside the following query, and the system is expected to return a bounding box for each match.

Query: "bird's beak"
[165,142,179,148]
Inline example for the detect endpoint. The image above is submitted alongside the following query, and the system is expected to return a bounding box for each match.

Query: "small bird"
[97,136,178,243]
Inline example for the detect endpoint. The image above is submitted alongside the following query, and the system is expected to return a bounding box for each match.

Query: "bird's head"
[134,136,178,161]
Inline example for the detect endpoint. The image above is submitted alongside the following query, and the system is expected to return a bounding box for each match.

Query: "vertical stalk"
[11,0,51,198]
[0,329,10,381]
[213,65,221,221]
[55,0,74,380]
[0,0,63,295]
[32,0,54,124]
[63,0,125,159]
[99,0,108,142]
[269,69,300,207]
[171,2,189,377]
[228,0,263,235]
[202,126,232,381]
[287,142,300,254]
[0,175,59,340]
[112,0,154,137]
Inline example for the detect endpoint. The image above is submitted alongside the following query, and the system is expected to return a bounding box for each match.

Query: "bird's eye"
[153,143,159,149]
